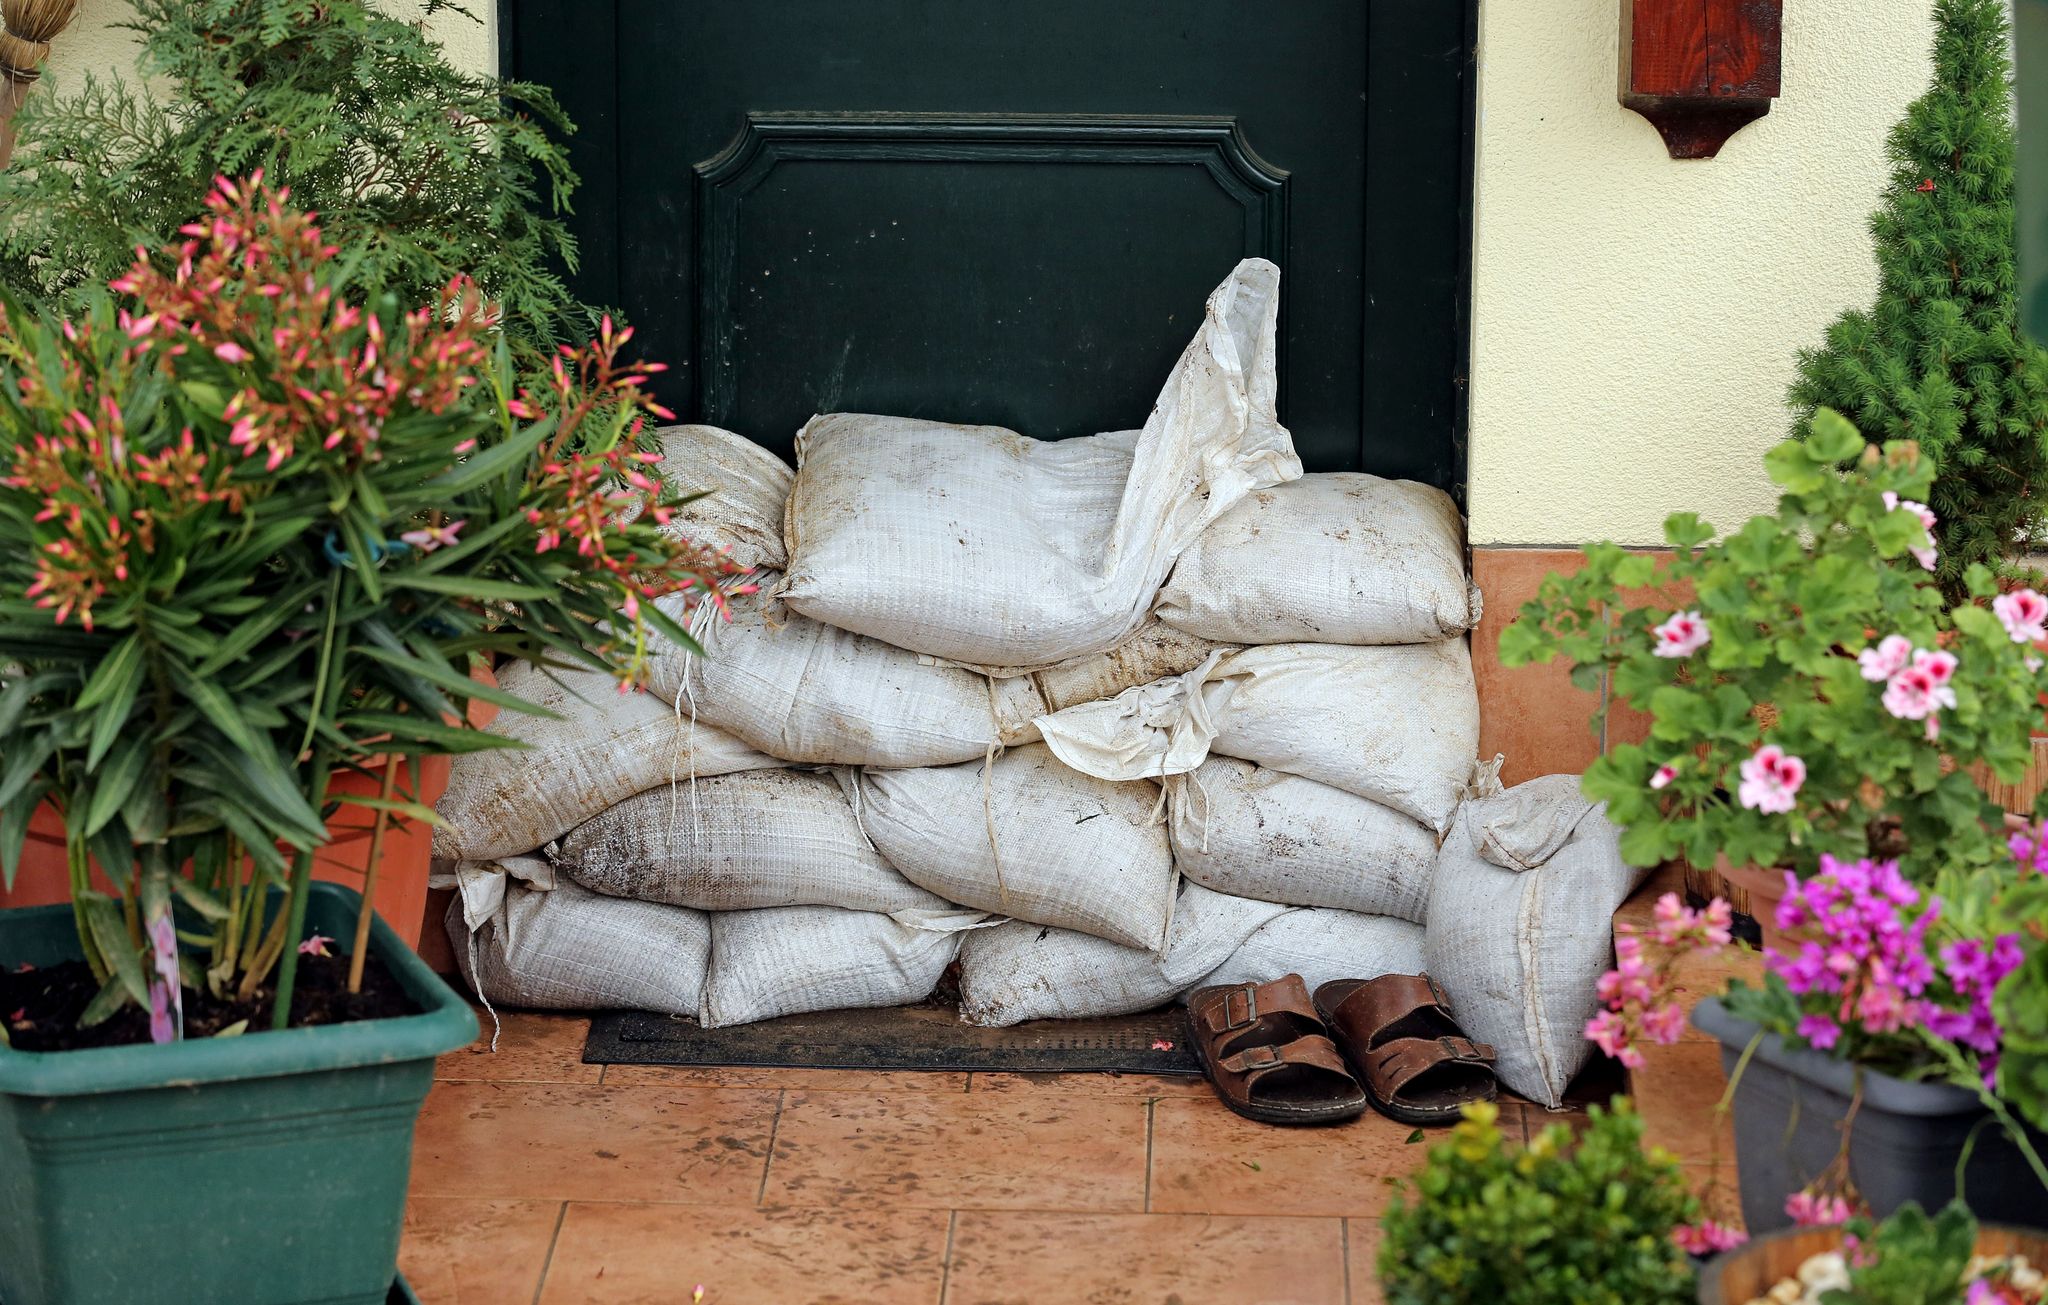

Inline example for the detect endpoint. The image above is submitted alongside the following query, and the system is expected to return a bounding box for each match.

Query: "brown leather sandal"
[1313,974,1498,1126]
[1185,974,1370,1126]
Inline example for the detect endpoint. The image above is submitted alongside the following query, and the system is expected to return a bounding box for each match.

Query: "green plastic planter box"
[0,883,477,1305]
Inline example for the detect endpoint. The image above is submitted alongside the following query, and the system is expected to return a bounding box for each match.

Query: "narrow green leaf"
[74,633,144,711]
[170,661,262,756]
[213,1019,250,1038]
[0,779,49,890]
[78,969,135,1028]
[427,418,550,495]
[354,642,557,717]
[385,571,553,601]
[170,876,232,922]
[82,736,148,837]
[84,895,150,1007]
[339,711,529,754]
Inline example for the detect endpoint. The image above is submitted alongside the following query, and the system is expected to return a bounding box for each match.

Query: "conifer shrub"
[1790,0,2048,598]
[0,0,589,362]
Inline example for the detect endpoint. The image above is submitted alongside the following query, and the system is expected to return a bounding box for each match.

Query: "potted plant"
[1697,1200,2048,1304]
[0,177,740,1305]
[1376,1098,1706,1304]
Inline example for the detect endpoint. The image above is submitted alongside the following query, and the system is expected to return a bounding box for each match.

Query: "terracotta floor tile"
[409,1080,780,1204]
[602,1065,969,1093]
[1631,1040,1736,1166]
[400,1197,561,1305]
[760,1090,1148,1212]
[1347,1217,1387,1305]
[537,1202,948,1305]
[944,1211,1345,1305]
[1148,1098,1429,1218]
[437,1008,602,1083]
[968,1070,1213,1097]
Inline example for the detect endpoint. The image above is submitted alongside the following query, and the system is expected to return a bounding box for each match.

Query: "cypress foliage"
[1789,0,2048,597]
[0,0,590,361]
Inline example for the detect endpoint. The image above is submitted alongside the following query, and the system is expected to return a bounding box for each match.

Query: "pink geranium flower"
[1650,763,1678,790]
[1857,634,1914,683]
[1994,589,2048,644]
[1651,610,1710,659]
[1881,653,1957,722]
[1784,1189,1852,1227]
[1738,745,1805,814]
[1883,491,1939,571]
[1671,1219,1748,1255]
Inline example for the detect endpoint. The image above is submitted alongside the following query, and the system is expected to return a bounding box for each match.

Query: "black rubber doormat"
[583,1002,1202,1077]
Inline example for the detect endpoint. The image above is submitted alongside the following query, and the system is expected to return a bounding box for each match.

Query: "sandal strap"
[1366,1034,1498,1101]
[1329,973,1457,1050]
[1218,1034,1358,1093]
[1191,974,1323,1041]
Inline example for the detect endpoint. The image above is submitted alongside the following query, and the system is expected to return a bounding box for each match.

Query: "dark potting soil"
[1,950,418,1052]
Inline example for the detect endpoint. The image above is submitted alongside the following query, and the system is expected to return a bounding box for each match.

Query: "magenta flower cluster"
[1771,855,1940,1051]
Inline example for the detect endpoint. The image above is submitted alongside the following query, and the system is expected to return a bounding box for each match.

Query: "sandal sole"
[1312,980,1497,1129]
[1183,988,1369,1128]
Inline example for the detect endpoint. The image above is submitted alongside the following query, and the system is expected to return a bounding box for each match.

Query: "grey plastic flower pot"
[0,884,477,1305]
[1693,997,2048,1233]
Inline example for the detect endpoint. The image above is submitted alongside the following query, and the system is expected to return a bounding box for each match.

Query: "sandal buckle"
[1239,1045,1282,1070]
[1221,986,1260,1031]
[1438,1036,1476,1060]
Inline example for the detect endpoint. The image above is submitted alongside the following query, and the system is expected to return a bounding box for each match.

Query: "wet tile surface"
[399,1197,561,1305]
[944,1211,1346,1305]
[603,1064,970,1093]
[1147,1098,1430,1218]
[436,1008,604,1084]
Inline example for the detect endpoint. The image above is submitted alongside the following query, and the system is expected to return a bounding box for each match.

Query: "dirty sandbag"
[1156,472,1480,646]
[1197,907,1427,998]
[776,258,1300,672]
[553,769,947,916]
[618,423,793,574]
[699,904,985,1028]
[1029,618,1237,714]
[646,580,1046,768]
[955,882,1287,1027]
[433,661,777,862]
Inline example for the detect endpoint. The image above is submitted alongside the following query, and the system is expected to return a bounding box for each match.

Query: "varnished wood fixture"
[1619,0,1783,159]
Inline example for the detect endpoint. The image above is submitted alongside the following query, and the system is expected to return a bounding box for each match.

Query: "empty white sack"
[1207,640,1480,832]
[1029,618,1236,715]
[1156,472,1478,645]
[1196,907,1427,997]
[776,258,1301,671]
[700,904,983,1028]
[444,861,710,1017]
[647,581,1046,768]
[432,661,777,862]
[553,770,945,916]
[625,423,793,574]
[847,743,1178,952]
[1166,758,1438,923]
[1425,774,1648,1108]
[955,882,1288,1026]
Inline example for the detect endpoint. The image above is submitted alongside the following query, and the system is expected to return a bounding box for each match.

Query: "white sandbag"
[1208,640,1480,832]
[553,770,946,916]
[1030,619,1236,714]
[847,743,1178,952]
[647,581,1046,768]
[433,661,778,862]
[776,258,1301,671]
[444,860,710,1017]
[956,882,1287,1026]
[1425,775,1647,1108]
[1156,473,1479,645]
[1034,639,1480,833]
[1166,758,1438,923]
[1196,908,1427,997]
[624,423,792,574]
[700,905,982,1028]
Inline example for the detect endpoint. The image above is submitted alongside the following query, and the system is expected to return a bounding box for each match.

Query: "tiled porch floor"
[399,1009,1594,1305]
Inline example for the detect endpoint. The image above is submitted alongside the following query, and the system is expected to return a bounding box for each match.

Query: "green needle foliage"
[1789,0,2048,600]
[0,0,590,364]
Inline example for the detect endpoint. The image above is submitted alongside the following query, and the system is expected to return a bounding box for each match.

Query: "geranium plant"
[1498,409,2048,882]
[0,175,741,1043]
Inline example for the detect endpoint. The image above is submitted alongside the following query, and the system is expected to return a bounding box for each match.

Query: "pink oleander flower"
[1858,634,1915,683]
[1995,589,2048,644]
[1671,1219,1748,1255]
[1738,745,1805,814]
[1883,491,1939,571]
[400,519,465,552]
[1651,610,1711,659]
[1650,763,1678,790]
[1784,1189,1852,1228]
[298,934,334,958]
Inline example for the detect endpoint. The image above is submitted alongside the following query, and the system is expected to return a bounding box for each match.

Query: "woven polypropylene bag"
[1425,775,1647,1107]
[846,743,1177,952]
[647,582,1046,768]
[1196,907,1427,997]
[1166,758,1438,923]
[776,258,1301,671]
[955,882,1287,1026]
[699,904,983,1028]
[626,423,792,574]
[432,661,777,862]
[553,769,946,916]
[1156,472,1479,646]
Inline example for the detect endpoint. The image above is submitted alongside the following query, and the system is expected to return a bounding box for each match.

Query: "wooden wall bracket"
[1620,0,1783,159]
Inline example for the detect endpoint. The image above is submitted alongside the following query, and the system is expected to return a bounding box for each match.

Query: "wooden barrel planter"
[1698,1223,2048,1303]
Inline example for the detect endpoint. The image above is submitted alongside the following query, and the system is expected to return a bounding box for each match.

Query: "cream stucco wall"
[1466,0,1939,546]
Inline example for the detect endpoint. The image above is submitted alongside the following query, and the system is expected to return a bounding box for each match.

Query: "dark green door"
[504,1,1475,491]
